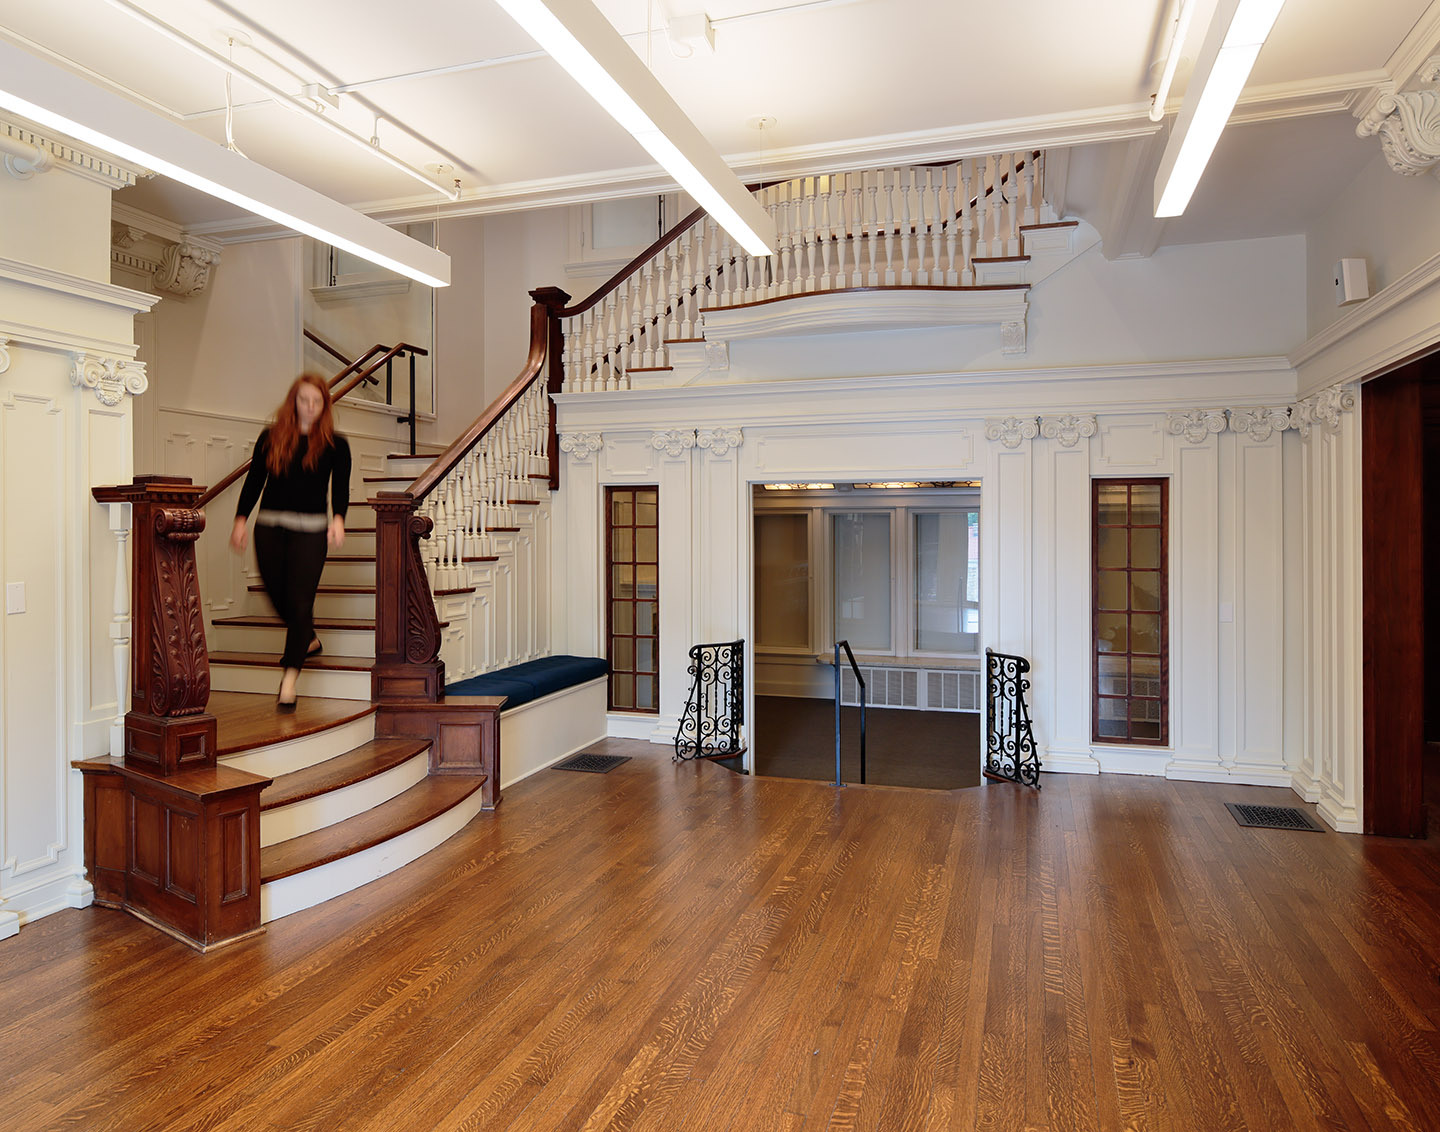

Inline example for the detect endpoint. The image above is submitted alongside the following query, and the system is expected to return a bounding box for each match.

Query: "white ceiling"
[0,0,1434,253]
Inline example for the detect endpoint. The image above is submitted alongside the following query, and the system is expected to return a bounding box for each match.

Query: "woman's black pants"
[253,525,328,671]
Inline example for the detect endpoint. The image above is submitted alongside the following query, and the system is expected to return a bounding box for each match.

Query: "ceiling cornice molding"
[1383,0,1440,91]
[0,113,148,189]
[1225,70,1390,124]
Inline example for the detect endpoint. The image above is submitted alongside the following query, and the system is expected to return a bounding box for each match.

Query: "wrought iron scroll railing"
[833,640,868,786]
[674,639,745,761]
[558,152,1045,392]
[984,648,1041,789]
[370,288,569,701]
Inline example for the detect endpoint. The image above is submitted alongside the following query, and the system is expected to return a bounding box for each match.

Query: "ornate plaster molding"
[1165,408,1227,445]
[1357,90,1440,176]
[0,116,146,189]
[70,353,147,406]
[558,431,603,461]
[650,429,696,457]
[0,338,10,376]
[1038,413,1097,448]
[153,241,222,297]
[1291,385,1357,439]
[984,416,1039,449]
[1228,406,1293,442]
[1000,312,1028,356]
[697,427,744,457]
[704,340,730,371]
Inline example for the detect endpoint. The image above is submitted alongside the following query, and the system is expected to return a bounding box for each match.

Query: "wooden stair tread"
[210,691,377,756]
[972,255,1031,263]
[528,473,551,480]
[208,651,371,672]
[248,583,374,594]
[324,554,375,562]
[260,777,483,882]
[463,555,499,562]
[212,614,377,630]
[362,475,413,483]
[485,526,521,532]
[386,451,442,459]
[433,585,477,596]
[507,499,539,505]
[259,738,431,811]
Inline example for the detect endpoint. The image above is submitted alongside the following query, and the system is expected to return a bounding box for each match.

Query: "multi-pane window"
[1093,479,1168,745]
[607,487,659,712]
[913,510,980,654]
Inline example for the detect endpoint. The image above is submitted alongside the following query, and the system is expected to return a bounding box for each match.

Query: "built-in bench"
[446,656,610,786]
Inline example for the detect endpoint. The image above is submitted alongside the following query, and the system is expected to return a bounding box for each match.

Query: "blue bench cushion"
[445,655,609,711]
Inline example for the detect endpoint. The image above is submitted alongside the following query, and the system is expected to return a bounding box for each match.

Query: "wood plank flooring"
[4,742,1439,1131]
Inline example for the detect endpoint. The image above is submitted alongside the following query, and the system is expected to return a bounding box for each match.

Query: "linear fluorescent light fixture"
[1148,0,1198,122]
[1153,0,1286,217]
[0,40,450,287]
[492,0,776,255]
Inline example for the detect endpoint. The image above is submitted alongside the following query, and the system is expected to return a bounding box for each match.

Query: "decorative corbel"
[650,429,697,458]
[154,241,222,297]
[984,416,1039,449]
[1165,409,1227,445]
[1357,90,1440,177]
[697,427,744,457]
[1039,413,1097,448]
[70,353,148,406]
[559,431,604,461]
[1291,385,1357,439]
[0,337,10,376]
[1000,313,1028,356]
[1228,406,1293,443]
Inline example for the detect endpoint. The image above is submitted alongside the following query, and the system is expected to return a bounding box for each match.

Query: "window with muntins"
[607,486,659,713]
[1093,479,1168,745]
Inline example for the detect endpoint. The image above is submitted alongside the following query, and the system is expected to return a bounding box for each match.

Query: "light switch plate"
[5,582,24,614]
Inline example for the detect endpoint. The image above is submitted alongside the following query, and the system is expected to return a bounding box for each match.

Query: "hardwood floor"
[5,742,1440,1131]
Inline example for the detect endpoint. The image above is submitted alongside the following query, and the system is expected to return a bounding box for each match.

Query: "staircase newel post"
[371,491,445,702]
[530,285,571,492]
[92,475,216,775]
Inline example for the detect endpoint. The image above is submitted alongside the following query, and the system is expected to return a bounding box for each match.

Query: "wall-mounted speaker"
[1335,258,1370,306]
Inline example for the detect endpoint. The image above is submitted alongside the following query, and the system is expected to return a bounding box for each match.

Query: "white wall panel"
[1168,436,1221,778]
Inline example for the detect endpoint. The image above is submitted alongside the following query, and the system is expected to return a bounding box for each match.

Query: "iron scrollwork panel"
[985,648,1041,788]
[674,639,745,761]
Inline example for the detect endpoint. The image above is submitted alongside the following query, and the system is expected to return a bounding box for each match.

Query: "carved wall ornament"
[697,427,744,457]
[70,353,148,405]
[153,241,221,297]
[650,429,697,457]
[1358,90,1440,176]
[984,416,1039,449]
[1228,406,1293,443]
[1000,315,1028,356]
[148,512,210,717]
[1039,413,1098,448]
[559,431,603,461]
[1420,55,1440,85]
[704,340,730,371]
[0,338,9,375]
[1165,409,1228,445]
[1291,385,1358,439]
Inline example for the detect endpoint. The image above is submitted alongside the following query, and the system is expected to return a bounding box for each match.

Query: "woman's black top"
[235,428,351,519]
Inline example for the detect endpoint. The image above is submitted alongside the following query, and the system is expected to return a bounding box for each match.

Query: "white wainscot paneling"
[751,426,976,480]
[602,435,661,479]
[1232,434,1286,783]
[1167,437,1221,780]
[1095,419,1169,472]
[438,595,471,679]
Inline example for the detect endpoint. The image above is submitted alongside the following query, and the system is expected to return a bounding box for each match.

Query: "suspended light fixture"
[0,41,451,287]
[1153,0,1287,217]
[491,0,777,255]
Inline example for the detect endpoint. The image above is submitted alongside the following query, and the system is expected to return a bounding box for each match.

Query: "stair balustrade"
[832,640,868,786]
[673,639,746,761]
[556,152,1046,392]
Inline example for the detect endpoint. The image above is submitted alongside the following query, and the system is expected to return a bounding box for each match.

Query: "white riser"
[320,559,378,586]
[211,662,372,700]
[261,788,486,923]
[260,749,431,848]
[222,712,377,777]
[209,624,375,658]
[245,590,375,619]
[336,532,375,554]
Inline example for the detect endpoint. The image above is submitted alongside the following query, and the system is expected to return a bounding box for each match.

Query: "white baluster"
[801,177,817,292]
[1022,151,1037,227]
[833,173,848,290]
[817,175,832,290]
[866,171,880,286]
[1005,152,1019,255]
[928,167,943,286]
[991,154,1005,257]
[943,165,958,286]
[960,158,975,284]
[680,228,697,337]
[640,259,656,368]
[665,241,681,341]
[899,167,914,285]
[850,173,864,287]
[883,168,897,285]
[777,182,794,296]
[627,278,643,372]
[102,501,132,759]
[975,156,991,260]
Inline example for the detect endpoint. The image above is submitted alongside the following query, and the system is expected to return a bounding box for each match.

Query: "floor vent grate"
[553,754,631,774]
[1224,803,1324,832]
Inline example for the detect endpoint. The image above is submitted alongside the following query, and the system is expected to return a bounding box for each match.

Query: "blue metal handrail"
[833,640,868,786]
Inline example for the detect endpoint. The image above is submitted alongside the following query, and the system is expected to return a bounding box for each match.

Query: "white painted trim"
[0,256,157,312]
[260,787,486,923]
[700,289,1028,342]
[0,868,89,931]
[220,711,377,778]
[498,677,608,787]
[260,749,430,848]
[607,712,659,740]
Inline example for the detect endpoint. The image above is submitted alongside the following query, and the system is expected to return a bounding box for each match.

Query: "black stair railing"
[833,640,868,786]
[984,648,1041,788]
[674,639,745,761]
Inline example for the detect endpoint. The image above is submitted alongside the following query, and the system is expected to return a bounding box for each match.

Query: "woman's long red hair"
[267,373,336,475]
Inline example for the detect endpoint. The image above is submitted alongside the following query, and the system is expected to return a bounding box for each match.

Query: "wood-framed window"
[1092,478,1169,745]
[606,486,659,712]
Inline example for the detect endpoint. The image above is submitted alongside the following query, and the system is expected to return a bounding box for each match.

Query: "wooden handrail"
[195,341,429,509]
[403,297,559,501]
[303,328,352,367]
[559,205,708,321]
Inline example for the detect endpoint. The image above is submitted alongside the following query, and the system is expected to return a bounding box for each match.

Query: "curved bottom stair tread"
[260,738,432,810]
[260,776,486,923]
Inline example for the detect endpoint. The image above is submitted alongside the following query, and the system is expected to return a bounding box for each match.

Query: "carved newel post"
[93,475,216,774]
[372,492,445,701]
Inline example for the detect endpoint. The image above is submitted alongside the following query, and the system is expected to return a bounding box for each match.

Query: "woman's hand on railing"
[229,515,248,554]
[328,514,346,550]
